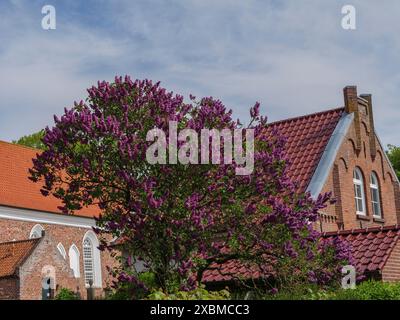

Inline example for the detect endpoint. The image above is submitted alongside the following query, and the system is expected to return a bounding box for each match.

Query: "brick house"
[0,141,116,299]
[1,85,400,297]
[203,86,400,284]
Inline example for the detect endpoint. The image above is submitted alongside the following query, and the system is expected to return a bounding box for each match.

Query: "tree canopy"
[29,76,350,295]
[13,130,45,150]
[387,144,400,180]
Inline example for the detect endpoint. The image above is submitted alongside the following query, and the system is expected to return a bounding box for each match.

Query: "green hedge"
[146,286,230,300]
[262,281,400,300]
[329,281,400,300]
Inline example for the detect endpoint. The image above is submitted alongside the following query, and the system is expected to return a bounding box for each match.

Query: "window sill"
[356,214,370,221]
[373,216,385,223]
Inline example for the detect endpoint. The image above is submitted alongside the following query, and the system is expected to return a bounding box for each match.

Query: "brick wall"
[18,235,81,300]
[319,94,399,232]
[382,241,400,282]
[0,216,118,299]
[0,277,19,300]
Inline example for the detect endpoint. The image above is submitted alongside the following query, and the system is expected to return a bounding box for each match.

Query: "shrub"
[54,288,80,300]
[262,285,330,300]
[146,285,230,300]
[329,281,400,300]
[107,272,159,300]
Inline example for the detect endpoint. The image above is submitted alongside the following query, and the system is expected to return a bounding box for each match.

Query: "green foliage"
[387,144,400,180]
[138,271,158,289]
[54,288,80,300]
[329,281,400,300]
[13,130,45,150]
[265,281,400,300]
[146,285,230,300]
[261,285,330,300]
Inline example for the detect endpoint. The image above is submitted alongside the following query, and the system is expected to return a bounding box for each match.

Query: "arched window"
[57,243,66,259]
[29,224,44,239]
[69,244,80,278]
[353,168,366,215]
[82,231,102,287]
[370,172,382,217]
[83,238,94,285]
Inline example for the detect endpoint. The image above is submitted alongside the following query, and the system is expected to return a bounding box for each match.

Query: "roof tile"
[0,141,99,218]
[0,238,40,277]
[265,108,344,192]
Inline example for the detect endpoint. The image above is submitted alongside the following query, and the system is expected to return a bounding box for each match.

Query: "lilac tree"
[30,76,350,294]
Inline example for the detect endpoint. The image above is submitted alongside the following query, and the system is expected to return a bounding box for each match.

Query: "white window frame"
[57,243,67,259]
[82,230,102,288]
[69,244,80,278]
[353,168,367,215]
[29,224,44,239]
[370,172,382,218]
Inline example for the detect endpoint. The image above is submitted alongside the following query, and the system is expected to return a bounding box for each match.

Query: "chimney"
[343,86,361,152]
[360,94,377,160]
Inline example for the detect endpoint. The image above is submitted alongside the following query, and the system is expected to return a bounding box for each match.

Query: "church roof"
[0,238,40,278]
[0,141,98,218]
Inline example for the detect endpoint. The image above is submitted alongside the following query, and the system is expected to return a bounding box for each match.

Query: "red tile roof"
[0,141,98,218]
[323,225,400,275]
[202,226,400,283]
[202,260,264,283]
[267,107,344,192]
[0,238,40,277]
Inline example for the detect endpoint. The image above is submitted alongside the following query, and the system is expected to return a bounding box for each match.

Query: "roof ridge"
[323,224,400,237]
[0,140,42,153]
[268,107,345,127]
[0,238,40,247]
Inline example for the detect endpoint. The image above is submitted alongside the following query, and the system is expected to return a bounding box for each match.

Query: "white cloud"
[0,0,399,146]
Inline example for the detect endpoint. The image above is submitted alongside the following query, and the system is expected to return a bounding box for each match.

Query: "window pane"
[371,188,378,202]
[371,173,377,185]
[373,202,381,216]
[357,198,364,213]
[355,185,362,198]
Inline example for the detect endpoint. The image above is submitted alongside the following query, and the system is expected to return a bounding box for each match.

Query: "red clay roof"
[267,107,344,192]
[202,260,263,283]
[202,225,400,283]
[0,238,40,277]
[0,141,98,218]
[323,225,400,275]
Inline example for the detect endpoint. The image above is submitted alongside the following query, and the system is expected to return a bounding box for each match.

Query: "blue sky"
[1,0,399,146]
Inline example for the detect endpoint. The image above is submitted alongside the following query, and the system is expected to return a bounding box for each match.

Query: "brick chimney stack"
[343,86,361,152]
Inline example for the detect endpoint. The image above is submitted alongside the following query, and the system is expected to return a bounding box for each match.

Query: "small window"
[353,168,366,215]
[370,172,382,217]
[57,243,66,259]
[29,224,44,239]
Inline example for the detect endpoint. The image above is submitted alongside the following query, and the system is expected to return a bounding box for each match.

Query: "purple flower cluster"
[29,75,351,293]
